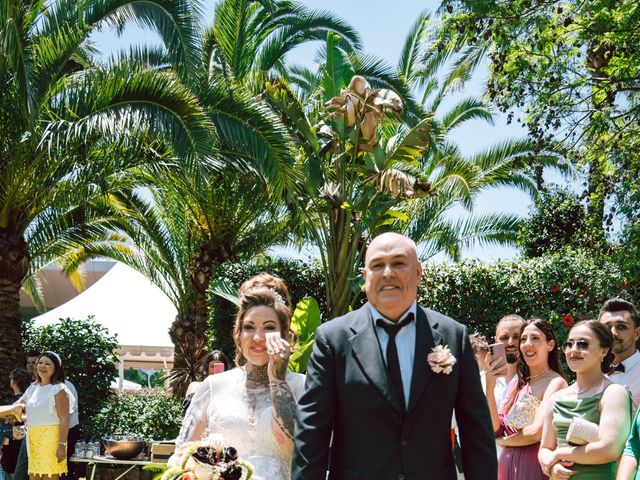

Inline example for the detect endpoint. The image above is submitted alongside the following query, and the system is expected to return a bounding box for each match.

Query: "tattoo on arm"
[270,380,296,442]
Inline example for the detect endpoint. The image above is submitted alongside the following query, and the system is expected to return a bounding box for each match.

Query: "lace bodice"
[177,367,305,480]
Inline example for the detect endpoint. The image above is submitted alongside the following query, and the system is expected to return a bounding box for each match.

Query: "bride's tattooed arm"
[270,380,296,444]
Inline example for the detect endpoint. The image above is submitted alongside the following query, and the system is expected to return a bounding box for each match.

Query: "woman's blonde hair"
[233,273,292,366]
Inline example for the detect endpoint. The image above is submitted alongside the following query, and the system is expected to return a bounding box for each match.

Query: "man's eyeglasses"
[562,340,590,351]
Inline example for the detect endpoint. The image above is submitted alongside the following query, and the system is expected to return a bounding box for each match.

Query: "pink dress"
[496,382,547,480]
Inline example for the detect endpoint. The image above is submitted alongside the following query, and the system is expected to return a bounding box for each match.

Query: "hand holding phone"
[488,342,508,375]
[489,342,506,364]
[212,362,225,374]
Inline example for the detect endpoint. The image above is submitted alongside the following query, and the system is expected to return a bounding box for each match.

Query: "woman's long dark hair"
[199,350,229,380]
[517,318,565,390]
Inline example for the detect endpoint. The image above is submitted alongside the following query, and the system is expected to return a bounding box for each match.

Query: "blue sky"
[91,0,573,263]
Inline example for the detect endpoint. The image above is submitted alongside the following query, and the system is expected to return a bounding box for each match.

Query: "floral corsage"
[157,437,253,480]
[427,345,457,374]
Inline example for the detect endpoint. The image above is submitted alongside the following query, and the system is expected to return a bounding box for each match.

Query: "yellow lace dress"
[25,383,75,476]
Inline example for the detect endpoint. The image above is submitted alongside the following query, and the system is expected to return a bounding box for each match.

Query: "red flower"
[182,473,195,480]
[562,314,575,328]
[550,284,559,294]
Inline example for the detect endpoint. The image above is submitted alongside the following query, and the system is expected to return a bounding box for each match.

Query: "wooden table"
[71,455,158,480]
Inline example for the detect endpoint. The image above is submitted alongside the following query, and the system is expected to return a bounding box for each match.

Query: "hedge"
[420,250,637,348]
[85,389,183,441]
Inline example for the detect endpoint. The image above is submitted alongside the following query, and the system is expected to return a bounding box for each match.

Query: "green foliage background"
[516,188,599,258]
[420,251,637,360]
[23,317,119,424]
[85,389,183,441]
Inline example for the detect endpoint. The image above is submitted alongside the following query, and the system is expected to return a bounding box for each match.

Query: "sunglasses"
[562,340,590,351]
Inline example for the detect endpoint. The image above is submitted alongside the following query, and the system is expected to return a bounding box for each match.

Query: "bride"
[176,273,305,480]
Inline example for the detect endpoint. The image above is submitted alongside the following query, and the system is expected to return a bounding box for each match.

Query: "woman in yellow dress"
[25,352,74,480]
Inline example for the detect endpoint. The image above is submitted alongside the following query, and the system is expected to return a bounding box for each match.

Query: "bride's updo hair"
[233,273,292,366]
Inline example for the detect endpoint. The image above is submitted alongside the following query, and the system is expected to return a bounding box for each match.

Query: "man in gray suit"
[292,232,496,480]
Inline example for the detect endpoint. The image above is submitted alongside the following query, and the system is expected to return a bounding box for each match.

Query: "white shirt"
[65,380,80,428]
[371,301,417,409]
[608,350,640,410]
[18,380,79,428]
[24,383,76,427]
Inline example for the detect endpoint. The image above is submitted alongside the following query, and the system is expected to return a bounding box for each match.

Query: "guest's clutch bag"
[505,393,540,430]
[566,417,599,445]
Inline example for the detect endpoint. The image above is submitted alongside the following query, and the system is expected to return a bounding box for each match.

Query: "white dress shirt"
[608,350,640,410]
[371,301,417,410]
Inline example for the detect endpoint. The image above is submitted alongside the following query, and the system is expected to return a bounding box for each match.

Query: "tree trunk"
[169,245,219,396]
[0,227,29,403]
[585,40,614,239]
[324,206,363,319]
[169,309,206,397]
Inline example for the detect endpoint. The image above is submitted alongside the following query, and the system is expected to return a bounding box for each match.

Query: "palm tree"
[0,0,214,396]
[263,16,566,318]
[52,0,363,392]
[59,167,290,393]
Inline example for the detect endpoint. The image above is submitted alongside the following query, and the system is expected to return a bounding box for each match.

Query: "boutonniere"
[427,345,457,374]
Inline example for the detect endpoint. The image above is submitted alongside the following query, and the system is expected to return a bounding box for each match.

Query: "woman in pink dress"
[486,318,567,480]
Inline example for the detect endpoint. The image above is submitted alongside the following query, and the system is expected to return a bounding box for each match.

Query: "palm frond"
[22,274,46,314]
[398,10,431,83]
[439,97,494,132]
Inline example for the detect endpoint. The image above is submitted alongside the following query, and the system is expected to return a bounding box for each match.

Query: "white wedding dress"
[176,367,306,480]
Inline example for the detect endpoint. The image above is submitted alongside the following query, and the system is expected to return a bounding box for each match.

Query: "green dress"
[552,388,626,479]
[622,407,640,480]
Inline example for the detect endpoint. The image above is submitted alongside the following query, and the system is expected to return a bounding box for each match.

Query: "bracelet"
[58,442,67,446]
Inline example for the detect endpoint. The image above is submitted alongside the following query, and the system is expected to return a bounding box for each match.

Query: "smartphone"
[212,362,225,374]
[488,342,507,365]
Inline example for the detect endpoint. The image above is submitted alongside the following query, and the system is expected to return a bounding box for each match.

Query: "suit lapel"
[407,307,443,413]
[350,303,403,413]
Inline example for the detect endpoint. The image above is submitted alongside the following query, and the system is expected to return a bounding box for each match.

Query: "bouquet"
[156,439,253,480]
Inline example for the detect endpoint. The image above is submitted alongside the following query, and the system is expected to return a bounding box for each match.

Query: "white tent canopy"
[110,378,143,391]
[32,262,177,348]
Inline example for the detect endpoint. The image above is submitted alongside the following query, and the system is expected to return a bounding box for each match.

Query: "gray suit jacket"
[291,303,496,480]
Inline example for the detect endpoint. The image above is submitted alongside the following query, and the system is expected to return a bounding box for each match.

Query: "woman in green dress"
[539,320,632,479]
[617,408,640,479]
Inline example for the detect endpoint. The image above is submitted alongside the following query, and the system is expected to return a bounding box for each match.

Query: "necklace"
[529,367,550,382]
[574,377,605,396]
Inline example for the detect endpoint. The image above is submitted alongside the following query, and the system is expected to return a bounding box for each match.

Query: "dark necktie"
[611,363,626,373]
[376,312,414,411]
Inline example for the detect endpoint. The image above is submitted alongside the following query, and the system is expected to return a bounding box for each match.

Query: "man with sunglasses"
[599,298,640,407]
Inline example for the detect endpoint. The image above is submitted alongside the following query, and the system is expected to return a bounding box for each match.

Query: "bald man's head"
[363,233,422,321]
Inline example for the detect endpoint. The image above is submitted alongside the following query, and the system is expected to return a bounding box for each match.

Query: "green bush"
[517,188,603,258]
[420,250,637,349]
[85,389,183,441]
[22,316,119,423]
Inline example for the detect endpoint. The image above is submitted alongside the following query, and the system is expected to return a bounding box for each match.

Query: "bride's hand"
[266,332,291,381]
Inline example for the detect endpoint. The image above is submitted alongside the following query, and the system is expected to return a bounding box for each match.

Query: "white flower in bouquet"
[159,439,253,480]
